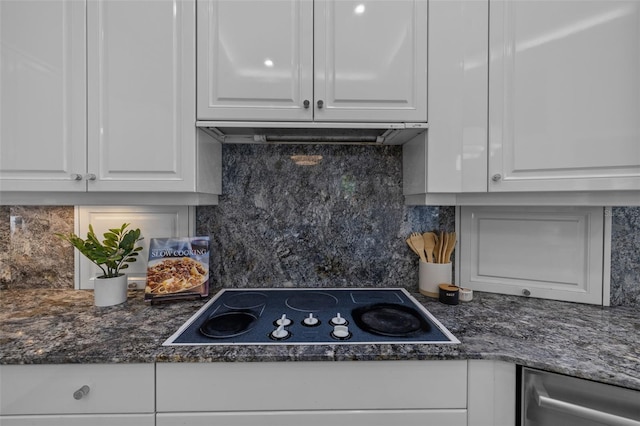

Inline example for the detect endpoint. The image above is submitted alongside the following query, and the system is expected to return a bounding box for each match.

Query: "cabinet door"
[489,0,640,192]
[403,0,488,202]
[0,0,86,192]
[197,0,313,121]
[459,206,605,305]
[87,0,197,192]
[314,0,427,122]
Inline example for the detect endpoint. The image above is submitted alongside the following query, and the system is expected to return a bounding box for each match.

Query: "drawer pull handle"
[533,379,640,426]
[85,174,97,181]
[73,385,90,400]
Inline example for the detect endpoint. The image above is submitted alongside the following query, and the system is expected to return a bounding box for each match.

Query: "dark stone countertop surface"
[1,288,638,391]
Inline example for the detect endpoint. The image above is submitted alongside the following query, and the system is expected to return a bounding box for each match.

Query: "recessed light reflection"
[264,59,274,67]
[290,155,323,166]
[354,4,365,15]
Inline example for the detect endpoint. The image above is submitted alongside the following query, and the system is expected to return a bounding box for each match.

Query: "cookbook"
[144,237,210,302]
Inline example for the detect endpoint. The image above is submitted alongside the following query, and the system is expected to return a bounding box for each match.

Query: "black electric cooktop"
[163,288,459,346]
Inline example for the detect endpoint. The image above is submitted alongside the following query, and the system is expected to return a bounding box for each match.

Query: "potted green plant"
[57,223,143,306]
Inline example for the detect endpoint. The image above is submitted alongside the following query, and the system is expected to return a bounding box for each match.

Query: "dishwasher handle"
[533,379,640,426]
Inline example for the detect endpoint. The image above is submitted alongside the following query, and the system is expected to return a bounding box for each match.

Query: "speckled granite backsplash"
[0,206,74,289]
[0,144,638,306]
[196,144,453,289]
[610,207,640,306]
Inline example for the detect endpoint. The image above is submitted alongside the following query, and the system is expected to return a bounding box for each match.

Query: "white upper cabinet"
[403,0,488,204]
[0,0,86,192]
[197,0,313,121]
[0,0,221,204]
[406,0,640,205]
[489,0,640,192]
[87,0,200,193]
[313,0,427,122]
[197,0,427,123]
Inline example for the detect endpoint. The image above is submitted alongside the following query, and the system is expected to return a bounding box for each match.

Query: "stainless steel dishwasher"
[521,367,640,426]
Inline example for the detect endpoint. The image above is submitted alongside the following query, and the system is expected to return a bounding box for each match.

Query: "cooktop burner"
[285,291,339,312]
[163,288,459,346]
[223,292,268,309]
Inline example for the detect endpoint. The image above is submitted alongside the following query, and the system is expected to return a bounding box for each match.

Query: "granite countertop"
[1,288,639,391]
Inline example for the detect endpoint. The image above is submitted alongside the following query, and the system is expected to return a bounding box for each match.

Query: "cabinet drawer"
[157,410,467,426]
[0,414,154,426]
[0,364,154,415]
[157,360,467,412]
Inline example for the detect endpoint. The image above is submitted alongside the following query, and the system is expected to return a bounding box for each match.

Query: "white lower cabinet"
[0,364,154,424]
[0,360,515,426]
[156,361,468,426]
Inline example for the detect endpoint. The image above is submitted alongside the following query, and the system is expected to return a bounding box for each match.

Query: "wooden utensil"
[422,232,436,263]
[406,237,420,257]
[439,232,448,264]
[444,231,456,263]
[410,232,427,263]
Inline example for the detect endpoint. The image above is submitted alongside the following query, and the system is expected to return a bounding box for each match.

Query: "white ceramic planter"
[94,274,128,307]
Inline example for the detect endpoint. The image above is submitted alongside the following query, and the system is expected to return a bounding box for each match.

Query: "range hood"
[196,121,428,145]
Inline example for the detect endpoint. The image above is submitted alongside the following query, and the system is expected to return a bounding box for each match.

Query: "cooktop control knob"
[330,313,347,326]
[302,313,319,326]
[270,324,290,340]
[331,325,351,340]
[275,314,292,327]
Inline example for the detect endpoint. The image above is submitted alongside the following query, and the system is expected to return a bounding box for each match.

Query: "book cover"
[144,237,210,302]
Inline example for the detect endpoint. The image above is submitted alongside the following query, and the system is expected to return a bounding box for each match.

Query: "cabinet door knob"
[85,174,97,181]
[70,174,83,181]
[73,385,90,400]
[491,174,502,182]
[303,99,310,109]
[317,100,324,109]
